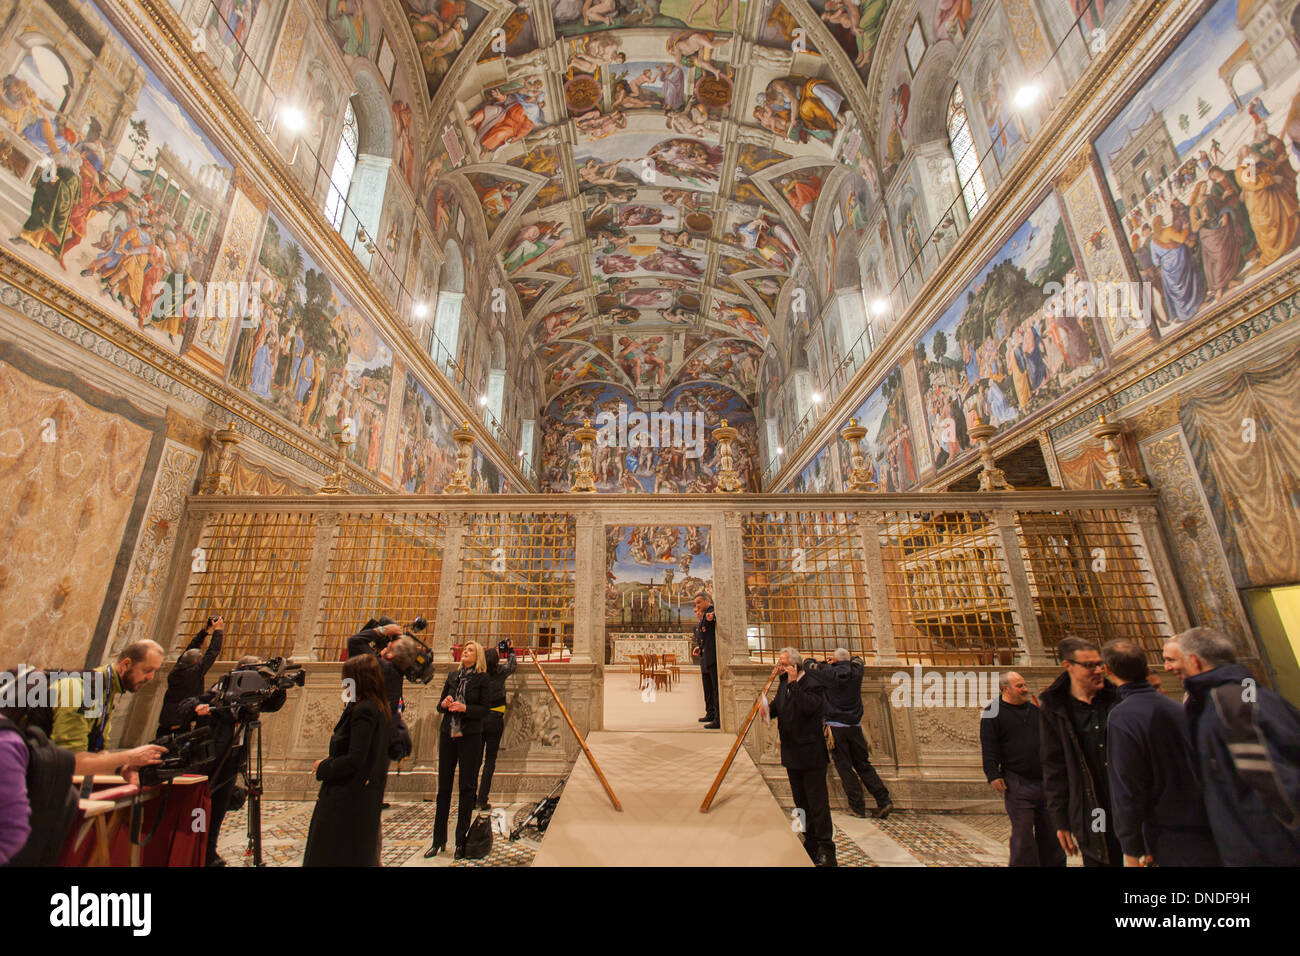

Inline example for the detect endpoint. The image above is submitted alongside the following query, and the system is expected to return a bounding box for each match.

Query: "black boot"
[423,841,445,859]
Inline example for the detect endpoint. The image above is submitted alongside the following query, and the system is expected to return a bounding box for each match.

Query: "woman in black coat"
[303,654,392,866]
[424,641,489,859]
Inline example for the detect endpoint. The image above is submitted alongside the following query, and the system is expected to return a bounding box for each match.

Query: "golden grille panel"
[1016,509,1170,662]
[454,512,576,658]
[877,510,1021,666]
[742,512,870,663]
[178,512,317,660]
[314,512,449,661]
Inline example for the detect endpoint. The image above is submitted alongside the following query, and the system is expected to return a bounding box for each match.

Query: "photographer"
[157,616,225,737]
[303,654,392,867]
[476,638,517,811]
[178,656,289,867]
[348,617,422,805]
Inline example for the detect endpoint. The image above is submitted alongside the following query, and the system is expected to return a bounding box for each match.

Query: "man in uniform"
[692,594,719,729]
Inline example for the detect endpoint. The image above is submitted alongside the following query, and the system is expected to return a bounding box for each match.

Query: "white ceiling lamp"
[811,392,823,404]
[776,446,784,455]
[1013,83,1041,110]
[413,302,429,319]
[280,105,307,133]
[870,297,889,317]
[478,395,488,407]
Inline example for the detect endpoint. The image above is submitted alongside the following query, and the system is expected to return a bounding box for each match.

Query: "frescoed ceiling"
[402,0,889,403]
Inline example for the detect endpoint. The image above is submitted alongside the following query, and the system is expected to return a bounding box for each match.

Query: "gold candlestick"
[445,420,475,494]
[968,418,1013,491]
[317,428,354,495]
[840,417,880,493]
[712,418,743,493]
[570,418,599,493]
[1092,414,1149,489]
[199,421,242,495]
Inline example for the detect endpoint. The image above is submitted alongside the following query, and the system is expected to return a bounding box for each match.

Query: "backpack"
[0,716,79,866]
[1210,685,1300,830]
[463,811,493,859]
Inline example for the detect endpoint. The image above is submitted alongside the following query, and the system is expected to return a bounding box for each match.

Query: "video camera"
[211,656,306,718]
[140,725,215,787]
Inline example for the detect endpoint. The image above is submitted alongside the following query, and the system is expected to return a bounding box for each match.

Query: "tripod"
[509,779,565,841]
[242,717,265,867]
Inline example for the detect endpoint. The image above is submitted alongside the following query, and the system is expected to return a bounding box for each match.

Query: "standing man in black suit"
[692,594,719,729]
[760,647,836,867]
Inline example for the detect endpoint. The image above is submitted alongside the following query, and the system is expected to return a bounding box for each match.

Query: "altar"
[607,632,695,664]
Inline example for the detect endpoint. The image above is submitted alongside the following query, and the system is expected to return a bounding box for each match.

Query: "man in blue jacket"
[1178,627,1300,866]
[1101,639,1219,866]
[818,648,892,818]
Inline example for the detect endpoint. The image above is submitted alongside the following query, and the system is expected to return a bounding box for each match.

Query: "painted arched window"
[947,84,988,218]
[325,101,359,231]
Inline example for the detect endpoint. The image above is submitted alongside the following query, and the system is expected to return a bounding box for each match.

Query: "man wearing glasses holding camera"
[1038,636,1122,867]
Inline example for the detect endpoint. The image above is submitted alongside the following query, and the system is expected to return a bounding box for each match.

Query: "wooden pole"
[700,666,780,813]
[528,648,623,812]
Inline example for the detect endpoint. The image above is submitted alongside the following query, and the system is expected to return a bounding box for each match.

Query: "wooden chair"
[661,653,680,686]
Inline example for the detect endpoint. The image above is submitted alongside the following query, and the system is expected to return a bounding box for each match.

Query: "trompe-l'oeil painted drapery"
[1181,345,1300,588]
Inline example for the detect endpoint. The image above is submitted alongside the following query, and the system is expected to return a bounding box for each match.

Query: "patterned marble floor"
[213,797,1040,867]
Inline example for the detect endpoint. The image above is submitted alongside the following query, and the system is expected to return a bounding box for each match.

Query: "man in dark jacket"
[980,671,1063,866]
[817,648,892,818]
[692,595,719,729]
[1039,636,1122,866]
[179,657,287,867]
[1101,639,1219,866]
[760,647,835,867]
[1178,627,1300,866]
[157,616,225,736]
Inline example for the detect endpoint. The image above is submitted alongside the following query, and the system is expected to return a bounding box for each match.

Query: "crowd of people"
[980,628,1300,867]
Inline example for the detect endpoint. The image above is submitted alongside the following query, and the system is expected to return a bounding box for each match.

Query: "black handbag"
[464,812,493,859]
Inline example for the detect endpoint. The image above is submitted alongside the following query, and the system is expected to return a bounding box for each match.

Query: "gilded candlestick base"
[969,420,1013,492]
[712,418,743,494]
[445,420,475,494]
[570,419,599,493]
[199,421,242,495]
[840,417,881,493]
[318,430,353,495]
[1092,415,1149,489]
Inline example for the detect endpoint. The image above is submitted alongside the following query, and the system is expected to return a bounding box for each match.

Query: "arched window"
[325,101,358,231]
[17,43,72,113]
[947,85,988,217]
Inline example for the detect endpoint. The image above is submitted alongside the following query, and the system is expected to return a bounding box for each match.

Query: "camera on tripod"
[211,657,307,719]
[140,726,215,787]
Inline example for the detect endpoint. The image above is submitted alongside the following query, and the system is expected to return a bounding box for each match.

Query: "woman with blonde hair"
[425,641,489,859]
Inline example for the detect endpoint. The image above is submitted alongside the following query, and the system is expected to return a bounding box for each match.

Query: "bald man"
[980,672,1064,866]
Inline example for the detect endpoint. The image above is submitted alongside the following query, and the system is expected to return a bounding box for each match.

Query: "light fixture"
[517,449,526,457]
[776,446,784,455]
[478,395,488,406]
[413,301,429,319]
[280,105,307,133]
[811,392,823,403]
[1013,83,1041,109]
[870,297,889,316]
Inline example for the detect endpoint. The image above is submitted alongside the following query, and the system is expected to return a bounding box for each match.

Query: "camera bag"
[0,716,79,866]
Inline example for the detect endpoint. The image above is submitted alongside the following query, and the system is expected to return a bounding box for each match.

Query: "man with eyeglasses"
[1038,636,1122,867]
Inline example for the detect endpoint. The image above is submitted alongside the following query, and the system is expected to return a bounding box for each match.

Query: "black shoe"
[205,853,226,868]
[423,842,445,859]
[872,803,895,820]
[813,848,838,867]
[848,806,869,818]
[453,845,466,860]
[698,716,712,722]
[380,802,391,810]
[703,721,720,729]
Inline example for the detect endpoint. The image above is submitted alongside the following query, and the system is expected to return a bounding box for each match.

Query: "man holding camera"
[819,648,893,819]
[157,616,225,737]
[348,617,422,805]
[179,657,288,867]
[692,594,719,729]
[759,648,836,867]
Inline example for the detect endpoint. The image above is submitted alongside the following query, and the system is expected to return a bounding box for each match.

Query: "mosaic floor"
[213,797,1050,867]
